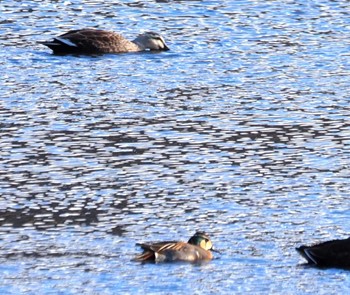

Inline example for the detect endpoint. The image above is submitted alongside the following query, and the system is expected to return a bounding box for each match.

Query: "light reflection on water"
[1,0,350,293]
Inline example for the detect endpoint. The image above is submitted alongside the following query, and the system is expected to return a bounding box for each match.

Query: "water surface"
[1,0,350,293]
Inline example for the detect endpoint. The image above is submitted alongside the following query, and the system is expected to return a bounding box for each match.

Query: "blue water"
[1,0,350,293]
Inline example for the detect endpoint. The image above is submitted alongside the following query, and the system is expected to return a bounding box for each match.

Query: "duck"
[134,231,215,262]
[39,29,169,54]
[296,237,350,268]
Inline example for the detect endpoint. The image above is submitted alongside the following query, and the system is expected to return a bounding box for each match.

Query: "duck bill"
[211,247,221,254]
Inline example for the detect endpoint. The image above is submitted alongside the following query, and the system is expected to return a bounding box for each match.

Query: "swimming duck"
[296,237,350,268]
[40,29,169,54]
[134,232,215,262]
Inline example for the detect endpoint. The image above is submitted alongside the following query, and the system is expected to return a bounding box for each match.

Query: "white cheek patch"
[56,37,78,47]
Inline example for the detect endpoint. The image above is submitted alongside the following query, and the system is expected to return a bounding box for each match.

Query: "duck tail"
[133,250,155,261]
[296,246,318,265]
[38,37,79,54]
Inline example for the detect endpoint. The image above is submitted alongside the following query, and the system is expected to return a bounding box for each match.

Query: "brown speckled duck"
[296,237,350,268]
[40,29,169,54]
[134,232,215,263]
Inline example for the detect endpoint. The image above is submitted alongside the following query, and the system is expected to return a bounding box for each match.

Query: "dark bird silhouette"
[296,238,350,268]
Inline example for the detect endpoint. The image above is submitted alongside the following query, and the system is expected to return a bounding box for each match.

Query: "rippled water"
[2,0,350,293]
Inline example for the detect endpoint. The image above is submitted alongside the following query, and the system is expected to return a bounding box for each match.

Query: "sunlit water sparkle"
[1,0,350,293]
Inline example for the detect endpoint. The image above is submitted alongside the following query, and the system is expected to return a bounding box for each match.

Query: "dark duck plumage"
[39,29,169,54]
[296,237,350,268]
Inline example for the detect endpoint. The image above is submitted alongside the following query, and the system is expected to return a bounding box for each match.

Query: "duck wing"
[134,241,185,261]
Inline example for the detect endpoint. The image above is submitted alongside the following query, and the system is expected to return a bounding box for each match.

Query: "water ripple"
[2,0,350,293]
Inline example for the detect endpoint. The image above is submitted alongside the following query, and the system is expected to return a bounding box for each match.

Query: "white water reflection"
[1,0,350,293]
